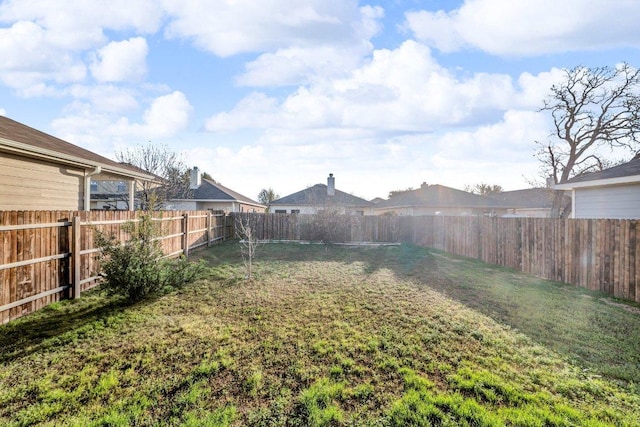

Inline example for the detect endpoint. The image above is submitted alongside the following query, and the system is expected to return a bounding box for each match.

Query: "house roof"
[554,157,640,189]
[489,188,555,209]
[375,184,497,209]
[271,184,373,207]
[173,179,264,207]
[0,115,154,181]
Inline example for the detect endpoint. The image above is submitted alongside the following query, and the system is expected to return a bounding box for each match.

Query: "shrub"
[95,213,206,301]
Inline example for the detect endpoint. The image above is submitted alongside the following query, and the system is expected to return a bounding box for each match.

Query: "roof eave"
[0,137,155,181]
[554,175,640,190]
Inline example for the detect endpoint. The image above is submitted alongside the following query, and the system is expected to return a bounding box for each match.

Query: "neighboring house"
[373,183,498,216]
[0,116,154,211]
[489,188,558,218]
[90,180,137,210]
[554,157,640,219]
[165,168,265,213]
[269,174,374,215]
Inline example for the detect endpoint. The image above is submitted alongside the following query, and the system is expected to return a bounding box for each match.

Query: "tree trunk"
[550,190,569,218]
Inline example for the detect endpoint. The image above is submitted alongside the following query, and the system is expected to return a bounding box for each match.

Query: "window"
[291,209,300,214]
[117,182,127,192]
[90,181,98,192]
[275,210,286,214]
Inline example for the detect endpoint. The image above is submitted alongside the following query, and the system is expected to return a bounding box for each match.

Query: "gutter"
[0,137,155,181]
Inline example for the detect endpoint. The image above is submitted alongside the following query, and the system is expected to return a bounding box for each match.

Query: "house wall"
[270,204,372,215]
[164,201,266,213]
[573,184,640,219]
[0,151,84,210]
[373,206,492,216]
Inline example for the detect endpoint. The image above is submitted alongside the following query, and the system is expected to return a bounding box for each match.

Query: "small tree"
[235,213,260,280]
[95,213,205,300]
[258,188,279,212]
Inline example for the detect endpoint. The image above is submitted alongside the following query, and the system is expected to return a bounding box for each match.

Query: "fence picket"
[3,211,640,323]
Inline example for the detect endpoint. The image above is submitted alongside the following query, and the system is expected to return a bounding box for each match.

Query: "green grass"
[1,241,640,426]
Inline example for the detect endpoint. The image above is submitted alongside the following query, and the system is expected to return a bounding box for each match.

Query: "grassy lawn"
[1,241,640,426]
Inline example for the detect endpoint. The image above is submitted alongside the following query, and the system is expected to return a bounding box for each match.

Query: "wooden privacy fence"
[230,212,401,243]
[1,210,233,324]
[232,213,640,304]
[406,216,640,303]
[3,212,640,324]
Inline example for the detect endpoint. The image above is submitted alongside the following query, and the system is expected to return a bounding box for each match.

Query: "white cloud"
[0,21,87,90]
[235,5,383,87]
[0,108,6,116]
[237,45,369,87]
[405,0,640,56]
[51,91,193,154]
[206,93,281,132]
[208,41,519,133]
[66,84,139,113]
[120,91,193,139]
[90,37,148,83]
[0,0,162,91]
[163,0,381,57]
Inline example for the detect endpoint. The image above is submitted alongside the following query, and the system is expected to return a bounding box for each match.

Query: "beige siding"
[0,152,84,210]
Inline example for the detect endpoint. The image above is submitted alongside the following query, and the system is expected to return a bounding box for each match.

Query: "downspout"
[83,166,101,211]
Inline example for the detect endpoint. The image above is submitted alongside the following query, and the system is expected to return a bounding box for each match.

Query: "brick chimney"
[327,173,335,196]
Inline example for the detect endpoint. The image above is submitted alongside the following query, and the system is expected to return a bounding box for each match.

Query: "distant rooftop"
[271,184,373,207]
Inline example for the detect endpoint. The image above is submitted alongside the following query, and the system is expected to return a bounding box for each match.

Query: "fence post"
[206,211,212,247]
[183,213,189,258]
[72,215,82,299]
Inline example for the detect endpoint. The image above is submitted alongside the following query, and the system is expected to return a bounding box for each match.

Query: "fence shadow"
[0,293,134,363]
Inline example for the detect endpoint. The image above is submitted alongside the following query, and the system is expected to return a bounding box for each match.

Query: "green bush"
[95,213,206,301]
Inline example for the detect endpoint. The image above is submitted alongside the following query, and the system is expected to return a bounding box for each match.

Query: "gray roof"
[562,157,640,184]
[375,184,497,209]
[271,184,373,207]
[0,115,153,180]
[181,179,263,206]
[489,188,555,209]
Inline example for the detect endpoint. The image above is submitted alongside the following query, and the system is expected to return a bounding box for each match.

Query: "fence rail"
[1,210,233,324]
[231,213,640,304]
[3,211,640,324]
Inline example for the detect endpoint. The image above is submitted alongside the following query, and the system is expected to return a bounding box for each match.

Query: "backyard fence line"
[3,211,639,324]
[231,213,640,304]
[1,210,233,324]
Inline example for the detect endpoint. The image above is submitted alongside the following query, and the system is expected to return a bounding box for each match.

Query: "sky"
[1,0,639,202]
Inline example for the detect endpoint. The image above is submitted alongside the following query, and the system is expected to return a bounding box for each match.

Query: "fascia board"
[554,175,640,190]
[0,137,155,181]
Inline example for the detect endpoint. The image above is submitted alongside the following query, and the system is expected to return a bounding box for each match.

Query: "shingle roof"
[562,157,640,184]
[271,184,373,207]
[180,179,263,206]
[375,184,497,209]
[489,188,555,209]
[0,115,152,179]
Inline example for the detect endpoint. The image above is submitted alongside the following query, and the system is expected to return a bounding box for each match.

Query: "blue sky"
[1,0,639,201]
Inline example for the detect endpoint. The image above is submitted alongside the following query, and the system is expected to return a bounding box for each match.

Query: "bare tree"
[116,143,191,210]
[537,63,640,217]
[464,183,503,196]
[235,213,260,279]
